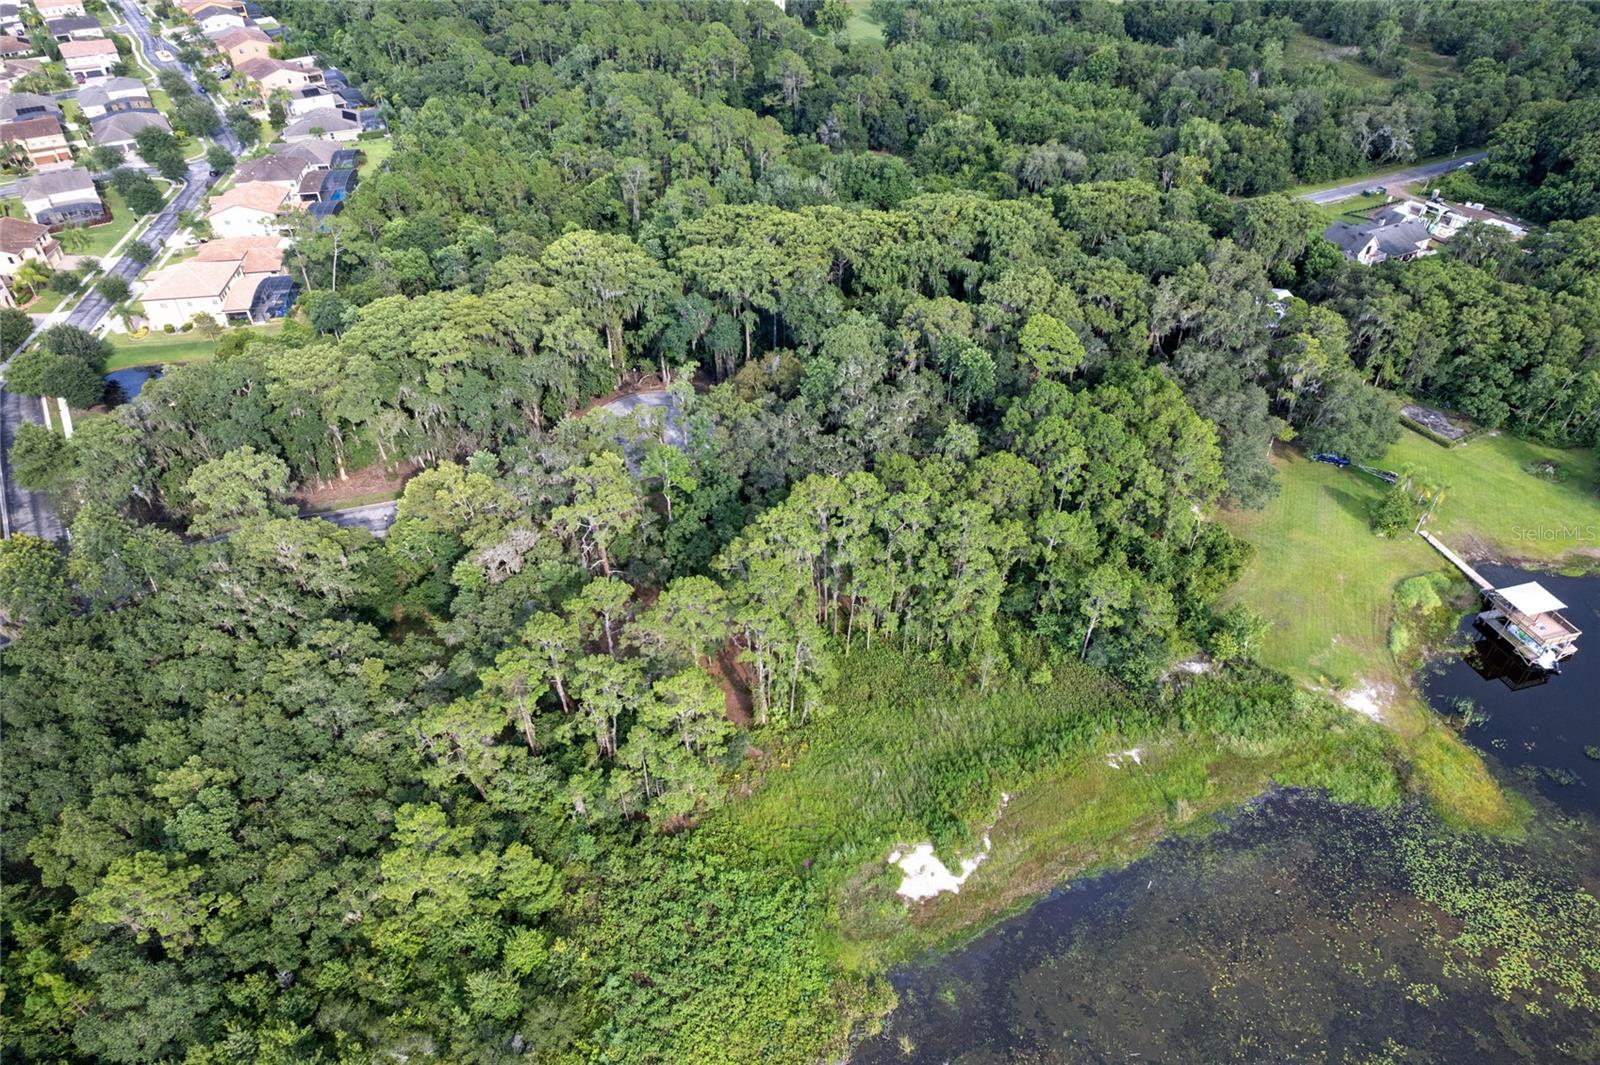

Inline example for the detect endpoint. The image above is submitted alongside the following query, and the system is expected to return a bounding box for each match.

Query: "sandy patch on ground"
[1338,679,1393,722]
[890,793,1012,901]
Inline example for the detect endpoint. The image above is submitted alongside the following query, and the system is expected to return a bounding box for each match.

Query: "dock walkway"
[1418,530,1494,592]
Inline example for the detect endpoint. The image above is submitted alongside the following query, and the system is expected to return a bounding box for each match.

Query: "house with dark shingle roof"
[45,14,105,41]
[1322,219,1434,266]
[16,166,103,226]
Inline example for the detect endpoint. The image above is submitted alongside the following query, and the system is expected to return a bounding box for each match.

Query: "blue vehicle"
[1311,452,1351,467]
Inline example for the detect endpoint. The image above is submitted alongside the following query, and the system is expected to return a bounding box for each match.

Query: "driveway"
[1300,152,1487,205]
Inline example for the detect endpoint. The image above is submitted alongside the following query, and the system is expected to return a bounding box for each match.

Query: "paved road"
[313,501,398,537]
[0,0,245,541]
[1300,152,1487,205]
[0,387,64,540]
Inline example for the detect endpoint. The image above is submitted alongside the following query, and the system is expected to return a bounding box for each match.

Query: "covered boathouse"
[1478,581,1582,672]
[1420,531,1582,672]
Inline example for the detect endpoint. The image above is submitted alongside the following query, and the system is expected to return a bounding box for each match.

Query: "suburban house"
[35,0,87,17]
[90,110,173,167]
[76,77,152,118]
[139,250,297,330]
[179,0,245,13]
[190,4,247,35]
[60,37,119,83]
[193,234,285,278]
[212,25,271,67]
[0,216,64,276]
[235,56,321,97]
[1323,219,1434,266]
[206,180,290,237]
[296,165,355,204]
[0,4,25,38]
[233,139,345,186]
[0,58,42,93]
[46,14,104,41]
[16,166,103,226]
[284,85,343,118]
[0,33,33,58]
[0,91,60,121]
[281,106,360,143]
[0,114,72,170]
[0,276,15,308]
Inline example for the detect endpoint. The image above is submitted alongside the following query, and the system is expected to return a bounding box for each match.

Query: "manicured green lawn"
[1315,191,1392,223]
[1222,431,1600,688]
[103,321,283,370]
[1386,430,1600,564]
[356,137,394,176]
[74,188,142,259]
[1223,446,1439,687]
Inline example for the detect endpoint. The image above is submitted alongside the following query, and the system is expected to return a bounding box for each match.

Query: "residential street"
[0,387,64,540]
[0,0,246,541]
[1299,151,1487,204]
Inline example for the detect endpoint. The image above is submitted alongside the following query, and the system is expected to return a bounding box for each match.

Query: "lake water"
[853,570,1600,1064]
[103,365,162,406]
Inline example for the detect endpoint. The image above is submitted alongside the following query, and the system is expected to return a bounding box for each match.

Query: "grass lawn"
[840,0,885,44]
[1222,431,1599,690]
[103,321,283,370]
[23,286,70,315]
[74,188,142,258]
[1223,445,1440,688]
[356,137,394,177]
[1315,191,1392,224]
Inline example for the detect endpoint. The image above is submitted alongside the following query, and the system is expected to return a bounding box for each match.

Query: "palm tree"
[13,260,51,303]
[56,226,92,256]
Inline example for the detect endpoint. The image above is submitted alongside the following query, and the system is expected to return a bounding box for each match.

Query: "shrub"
[1370,484,1417,536]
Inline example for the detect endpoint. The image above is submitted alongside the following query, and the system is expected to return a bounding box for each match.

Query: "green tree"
[182,446,293,536]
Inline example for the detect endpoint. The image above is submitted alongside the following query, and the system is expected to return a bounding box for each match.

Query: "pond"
[103,365,162,406]
[852,571,1600,1064]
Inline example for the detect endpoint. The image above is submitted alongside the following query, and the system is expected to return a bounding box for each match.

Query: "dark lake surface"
[853,569,1600,1065]
[103,365,162,406]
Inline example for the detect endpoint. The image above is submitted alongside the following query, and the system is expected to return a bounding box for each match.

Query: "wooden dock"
[1418,531,1493,592]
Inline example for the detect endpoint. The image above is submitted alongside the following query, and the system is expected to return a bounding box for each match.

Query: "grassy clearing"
[1223,446,1439,687]
[1224,432,1599,689]
[1315,191,1392,223]
[1285,32,1395,93]
[732,648,1425,969]
[356,137,394,177]
[1386,430,1599,564]
[840,0,885,44]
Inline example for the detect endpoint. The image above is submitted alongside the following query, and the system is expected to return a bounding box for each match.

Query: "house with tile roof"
[0,216,63,277]
[60,37,119,83]
[281,106,360,143]
[206,180,290,237]
[76,76,152,118]
[212,24,271,67]
[91,109,172,167]
[1,113,71,170]
[45,14,104,41]
[0,91,60,121]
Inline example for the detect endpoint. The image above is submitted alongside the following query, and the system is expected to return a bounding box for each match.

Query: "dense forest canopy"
[3,1,1599,1062]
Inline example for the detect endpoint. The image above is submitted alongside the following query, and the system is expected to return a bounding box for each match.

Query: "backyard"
[103,320,283,370]
[1223,430,1600,689]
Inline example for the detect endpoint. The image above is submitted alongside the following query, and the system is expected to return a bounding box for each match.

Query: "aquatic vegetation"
[1585,746,1600,762]
[1400,833,1600,1013]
